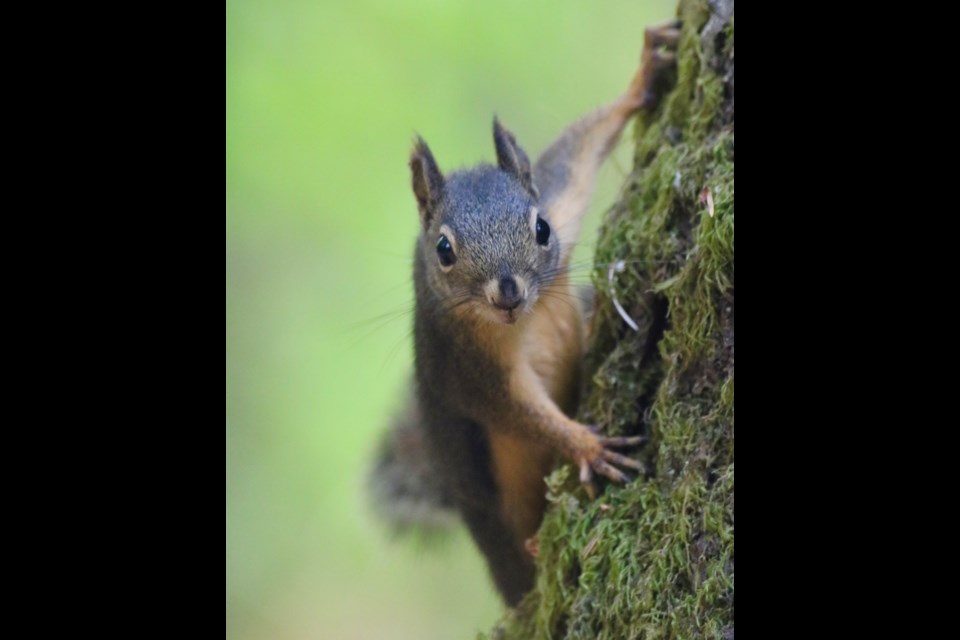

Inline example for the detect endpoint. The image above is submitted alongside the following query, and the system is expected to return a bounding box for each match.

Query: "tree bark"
[489,0,733,637]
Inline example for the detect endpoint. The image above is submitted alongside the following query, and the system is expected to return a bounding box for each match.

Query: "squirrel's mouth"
[472,300,523,325]
[498,308,519,324]
[488,299,531,325]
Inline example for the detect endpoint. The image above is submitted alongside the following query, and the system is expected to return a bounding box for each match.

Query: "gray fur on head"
[413,150,561,321]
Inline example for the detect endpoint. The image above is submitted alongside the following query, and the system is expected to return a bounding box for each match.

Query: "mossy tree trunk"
[489,0,733,637]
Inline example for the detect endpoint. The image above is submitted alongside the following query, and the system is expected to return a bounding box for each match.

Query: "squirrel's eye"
[437,234,456,267]
[535,217,550,246]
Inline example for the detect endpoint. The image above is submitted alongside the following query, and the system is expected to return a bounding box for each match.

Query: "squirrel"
[369,22,680,606]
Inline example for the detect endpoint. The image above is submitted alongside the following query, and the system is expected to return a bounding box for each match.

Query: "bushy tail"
[367,393,458,534]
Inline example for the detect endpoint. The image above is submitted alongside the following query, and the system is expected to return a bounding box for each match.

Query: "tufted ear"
[493,117,538,199]
[410,136,445,230]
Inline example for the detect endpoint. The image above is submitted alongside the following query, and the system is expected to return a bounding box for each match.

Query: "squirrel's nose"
[496,276,523,310]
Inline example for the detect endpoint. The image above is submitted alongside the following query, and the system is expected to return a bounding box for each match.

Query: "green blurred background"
[226,1,674,638]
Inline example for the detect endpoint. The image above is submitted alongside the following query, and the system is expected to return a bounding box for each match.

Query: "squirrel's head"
[410,118,561,325]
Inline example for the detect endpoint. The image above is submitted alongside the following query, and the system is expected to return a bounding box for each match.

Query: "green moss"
[487,0,734,637]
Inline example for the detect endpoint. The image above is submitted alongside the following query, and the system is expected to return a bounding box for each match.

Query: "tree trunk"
[489,0,734,637]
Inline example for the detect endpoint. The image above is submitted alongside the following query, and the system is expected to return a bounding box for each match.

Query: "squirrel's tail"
[367,392,458,534]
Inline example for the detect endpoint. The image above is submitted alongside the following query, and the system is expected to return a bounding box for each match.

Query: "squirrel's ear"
[410,136,445,230]
[493,117,538,199]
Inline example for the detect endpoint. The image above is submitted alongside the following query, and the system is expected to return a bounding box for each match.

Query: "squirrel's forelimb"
[534,20,681,261]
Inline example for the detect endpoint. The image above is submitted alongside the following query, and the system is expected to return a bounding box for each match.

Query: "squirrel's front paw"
[645,19,681,53]
[575,430,646,499]
[628,19,682,110]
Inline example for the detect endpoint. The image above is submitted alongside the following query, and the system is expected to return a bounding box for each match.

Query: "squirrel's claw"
[600,449,643,471]
[651,51,677,69]
[598,435,647,448]
[579,460,598,499]
[592,458,631,484]
[576,430,647,496]
[524,534,540,558]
